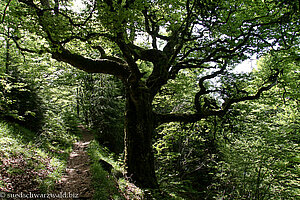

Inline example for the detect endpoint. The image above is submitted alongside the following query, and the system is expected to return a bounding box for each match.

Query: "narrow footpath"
[56,126,94,199]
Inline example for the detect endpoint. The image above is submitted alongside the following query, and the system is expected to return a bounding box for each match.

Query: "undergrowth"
[88,140,144,200]
[0,120,78,194]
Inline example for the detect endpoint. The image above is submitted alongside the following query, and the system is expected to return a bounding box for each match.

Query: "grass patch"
[0,121,78,193]
[88,140,125,199]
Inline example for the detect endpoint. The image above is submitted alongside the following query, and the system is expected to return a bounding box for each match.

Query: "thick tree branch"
[17,0,132,82]
[52,48,130,81]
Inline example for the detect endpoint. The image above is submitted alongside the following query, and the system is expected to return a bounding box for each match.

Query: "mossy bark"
[124,85,159,189]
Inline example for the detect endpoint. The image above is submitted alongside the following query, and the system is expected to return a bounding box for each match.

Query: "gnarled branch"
[156,75,279,124]
[52,47,130,81]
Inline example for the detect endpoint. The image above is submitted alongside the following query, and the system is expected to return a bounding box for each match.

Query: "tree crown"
[2,0,299,122]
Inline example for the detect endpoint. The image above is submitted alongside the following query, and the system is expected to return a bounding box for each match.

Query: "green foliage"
[211,100,299,199]
[209,52,300,199]
[153,69,200,114]
[0,33,44,131]
[154,121,218,199]
[77,73,125,153]
[255,48,300,102]
[0,72,44,132]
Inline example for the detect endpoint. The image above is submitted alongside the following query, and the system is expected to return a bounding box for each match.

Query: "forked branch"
[156,73,279,124]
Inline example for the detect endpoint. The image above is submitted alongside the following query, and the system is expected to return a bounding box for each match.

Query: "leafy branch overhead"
[5,0,298,123]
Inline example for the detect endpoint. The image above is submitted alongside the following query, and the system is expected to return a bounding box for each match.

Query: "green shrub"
[0,73,44,132]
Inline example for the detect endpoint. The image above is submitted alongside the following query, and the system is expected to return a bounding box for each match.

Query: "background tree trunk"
[124,86,159,189]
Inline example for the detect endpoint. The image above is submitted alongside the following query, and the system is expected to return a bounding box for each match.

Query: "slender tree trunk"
[124,85,159,189]
[76,87,80,118]
[5,28,10,74]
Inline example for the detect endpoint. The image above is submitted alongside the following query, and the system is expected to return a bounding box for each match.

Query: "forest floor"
[55,126,94,199]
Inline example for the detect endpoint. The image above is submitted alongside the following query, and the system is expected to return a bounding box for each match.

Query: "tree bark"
[124,84,159,189]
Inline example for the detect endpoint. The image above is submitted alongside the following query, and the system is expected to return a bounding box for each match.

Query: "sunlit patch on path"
[56,125,94,199]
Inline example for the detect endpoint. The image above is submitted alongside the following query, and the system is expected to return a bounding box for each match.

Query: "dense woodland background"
[0,0,299,199]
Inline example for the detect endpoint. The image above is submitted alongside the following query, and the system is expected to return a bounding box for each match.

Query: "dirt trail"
[56,126,94,199]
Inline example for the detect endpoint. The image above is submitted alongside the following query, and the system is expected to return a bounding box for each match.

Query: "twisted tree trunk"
[124,85,159,189]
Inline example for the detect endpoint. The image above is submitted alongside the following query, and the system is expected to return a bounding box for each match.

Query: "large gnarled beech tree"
[6,0,299,188]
